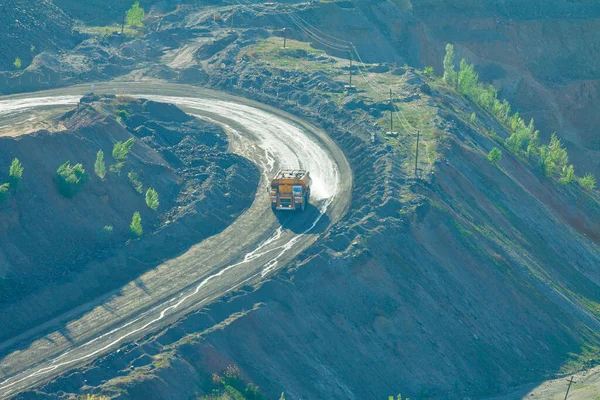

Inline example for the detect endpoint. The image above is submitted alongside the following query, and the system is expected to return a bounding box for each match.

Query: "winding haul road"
[0,82,352,398]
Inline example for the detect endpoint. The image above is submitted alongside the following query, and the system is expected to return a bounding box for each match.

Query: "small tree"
[443,43,457,87]
[110,162,125,176]
[579,173,596,191]
[145,188,159,210]
[13,57,22,70]
[30,45,36,53]
[457,59,478,99]
[0,183,9,203]
[128,171,143,193]
[527,130,540,160]
[487,147,502,164]
[126,1,145,28]
[56,161,87,197]
[94,150,106,179]
[130,211,143,237]
[560,165,575,185]
[112,138,135,162]
[8,158,24,187]
[424,66,434,77]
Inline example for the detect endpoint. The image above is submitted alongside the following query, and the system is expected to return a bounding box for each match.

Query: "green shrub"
[579,173,596,191]
[424,66,434,77]
[0,183,9,203]
[145,188,159,210]
[470,112,476,123]
[128,171,143,194]
[56,161,87,197]
[112,138,135,162]
[103,225,114,233]
[8,158,23,187]
[130,211,143,237]
[94,150,106,179]
[487,147,502,164]
[13,57,21,70]
[539,134,568,177]
[118,109,130,121]
[560,165,575,185]
[109,162,125,176]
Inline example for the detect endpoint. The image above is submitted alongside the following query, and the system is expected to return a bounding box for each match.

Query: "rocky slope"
[278,0,600,177]
[0,95,259,341]
[3,1,600,399]
[0,0,79,72]
[18,15,600,399]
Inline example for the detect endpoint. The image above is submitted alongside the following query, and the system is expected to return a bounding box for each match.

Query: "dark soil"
[0,95,259,341]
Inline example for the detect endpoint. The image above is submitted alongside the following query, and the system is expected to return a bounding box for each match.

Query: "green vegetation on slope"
[0,183,9,203]
[145,187,159,210]
[128,171,143,194]
[94,150,106,179]
[8,158,23,187]
[200,365,265,400]
[487,147,502,164]
[126,1,145,28]
[130,211,143,237]
[112,138,135,161]
[443,43,597,191]
[56,161,87,197]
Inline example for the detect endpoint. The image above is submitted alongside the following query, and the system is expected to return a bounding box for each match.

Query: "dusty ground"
[1,1,600,399]
[488,366,600,400]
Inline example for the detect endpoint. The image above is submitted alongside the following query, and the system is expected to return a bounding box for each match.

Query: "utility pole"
[231,0,235,32]
[389,88,393,133]
[414,129,421,178]
[283,28,287,49]
[564,376,576,400]
[348,45,353,87]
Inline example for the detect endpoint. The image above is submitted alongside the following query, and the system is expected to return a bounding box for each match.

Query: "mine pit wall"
[28,64,600,400]
[0,99,260,343]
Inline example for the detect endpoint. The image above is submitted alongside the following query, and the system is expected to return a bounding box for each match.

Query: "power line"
[232,0,420,137]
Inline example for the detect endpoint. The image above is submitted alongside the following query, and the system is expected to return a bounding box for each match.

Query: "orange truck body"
[269,169,312,211]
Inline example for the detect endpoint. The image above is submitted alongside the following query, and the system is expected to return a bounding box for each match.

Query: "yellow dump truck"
[269,169,312,211]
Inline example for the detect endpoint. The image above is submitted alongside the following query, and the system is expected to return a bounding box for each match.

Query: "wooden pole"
[564,376,576,400]
[389,88,393,133]
[414,129,421,178]
[348,45,353,87]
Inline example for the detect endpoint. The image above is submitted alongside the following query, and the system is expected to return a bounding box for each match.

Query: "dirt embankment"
[0,95,259,341]
[23,18,600,400]
[0,0,80,72]
[286,0,600,176]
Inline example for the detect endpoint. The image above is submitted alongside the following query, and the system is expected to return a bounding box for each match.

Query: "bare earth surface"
[0,82,352,398]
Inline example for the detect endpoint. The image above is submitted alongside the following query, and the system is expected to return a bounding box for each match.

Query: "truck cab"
[269,169,311,211]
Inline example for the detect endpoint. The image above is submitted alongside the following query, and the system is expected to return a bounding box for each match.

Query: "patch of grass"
[560,344,600,374]
[73,24,139,37]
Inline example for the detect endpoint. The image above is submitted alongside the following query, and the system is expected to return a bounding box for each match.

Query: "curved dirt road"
[0,82,352,398]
